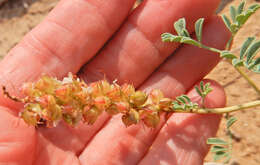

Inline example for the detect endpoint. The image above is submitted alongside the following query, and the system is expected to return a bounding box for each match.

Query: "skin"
[0,0,231,164]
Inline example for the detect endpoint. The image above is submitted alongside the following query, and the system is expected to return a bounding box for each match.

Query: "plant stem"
[200,44,222,54]
[199,39,260,96]
[233,65,260,95]
[173,100,260,114]
[225,35,234,50]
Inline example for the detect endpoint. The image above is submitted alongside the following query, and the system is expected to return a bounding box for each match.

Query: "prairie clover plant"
[2,1,260,164]
[162,1,260,163]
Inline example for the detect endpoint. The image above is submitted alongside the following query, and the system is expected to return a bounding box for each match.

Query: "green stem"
[200,44,222,54]
[233,65,260,95]
[198,38,260,96]
[173,100,260,114]
[225,35,234,50]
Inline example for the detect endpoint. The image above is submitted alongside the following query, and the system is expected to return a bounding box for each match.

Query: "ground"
[0,0,259,164]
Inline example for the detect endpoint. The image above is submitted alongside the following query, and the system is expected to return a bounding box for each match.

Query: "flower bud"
[114,101,130,113]
[20,110,38,126]
[37,95,57,108]
[35,75,60,94]
[159,98,172,111]
[21,83,39,98]
[149,89,164,104]
[21,103,42,126]
[94,96,111,110]
[100,80,111,94]
[55,86,73,104]
[106,104,119,115]
[121,84,135,97]
[106,87,121,102]
[82,106,102,125]
[141,111,160,128]
[130,91,147,107]
[122,109,140,127]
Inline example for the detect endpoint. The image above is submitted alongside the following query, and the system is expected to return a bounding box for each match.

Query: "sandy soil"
[0,0,259,164]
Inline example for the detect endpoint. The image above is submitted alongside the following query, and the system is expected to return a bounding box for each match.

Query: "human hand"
[0,0,230,164]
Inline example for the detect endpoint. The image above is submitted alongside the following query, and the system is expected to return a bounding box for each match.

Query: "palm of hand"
[0,0,230,164]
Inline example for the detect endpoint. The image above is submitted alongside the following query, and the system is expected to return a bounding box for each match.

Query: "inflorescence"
[5,73,185,128]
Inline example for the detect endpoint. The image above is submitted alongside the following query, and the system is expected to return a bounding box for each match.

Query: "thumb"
[0,107,36,164]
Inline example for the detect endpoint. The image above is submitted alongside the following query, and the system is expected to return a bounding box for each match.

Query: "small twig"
[2,86,23,102]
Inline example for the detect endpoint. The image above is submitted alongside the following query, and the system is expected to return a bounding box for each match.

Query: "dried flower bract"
[3,73,179,128]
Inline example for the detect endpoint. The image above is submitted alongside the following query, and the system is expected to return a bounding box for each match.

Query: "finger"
[33,134,81,165]
[0,106,81,164]
[0,0,136,110]
[80,0,221,86]
[138,80,225,165]
[0,107,36,164]
[78,16,230,165]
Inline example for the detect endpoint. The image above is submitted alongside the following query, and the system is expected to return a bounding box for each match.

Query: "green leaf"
[232,58,244,67]
[230,5,237,22]
[248,58,260,73]
[236,5,260,26]
[204,83,213,94]
[226,116,237,128]
[195,18,204,42]
[237,1,245,14]
[174,18,186,36]
[220,51,237,59]
[252,64,260,73]
[213,152,229,161]
[230,24,239,33]
[176,96,186,104]
[210,146,228,153]
[248,4,260,11]
[161,33,182,42]
[223,154,232,164]
[182,29,190,37]
[200,81,204,92]
[207,138,229,145]
[222,14,231,31]
[180,37,200,46]
[195,86,203,97]
[240,37,255,59]
[246,40,260,64]
[251,58,260,67]
[172,102,183,110]
[182,95,191,103]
